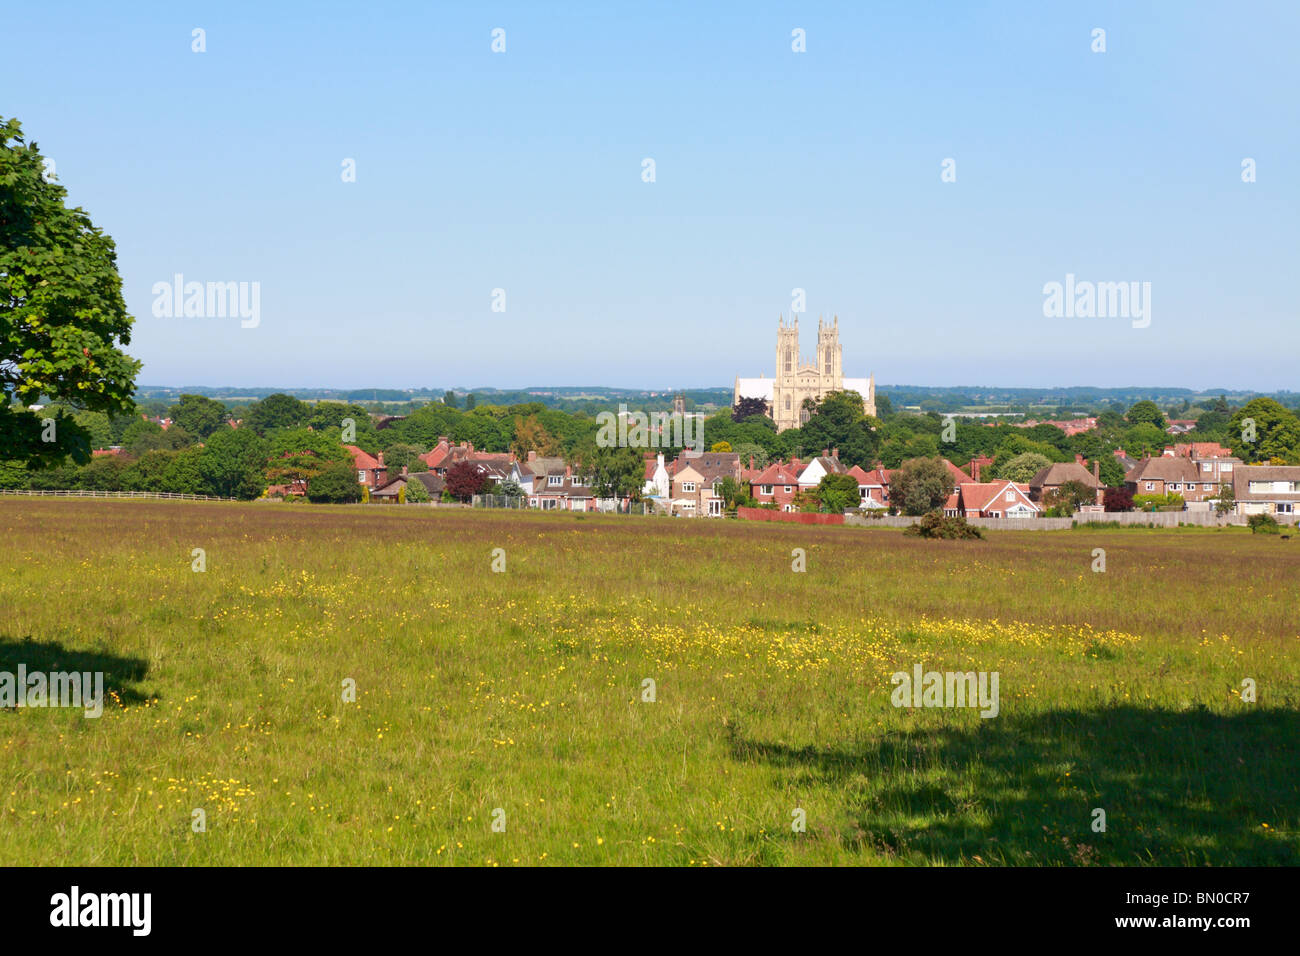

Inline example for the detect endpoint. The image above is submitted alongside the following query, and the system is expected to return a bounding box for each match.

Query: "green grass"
[0,499,1296,865]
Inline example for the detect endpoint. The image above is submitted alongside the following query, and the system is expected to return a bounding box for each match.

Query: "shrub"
[903,510,984,540]
[1247,513,1281,535]
[1102,486,1134,512]
[306,463,363,503]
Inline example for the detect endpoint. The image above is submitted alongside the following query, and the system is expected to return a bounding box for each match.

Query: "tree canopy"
[1,116,141,466]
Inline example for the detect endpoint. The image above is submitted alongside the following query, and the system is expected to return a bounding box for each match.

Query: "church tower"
[817,315,842,387]
[773,315,800,430]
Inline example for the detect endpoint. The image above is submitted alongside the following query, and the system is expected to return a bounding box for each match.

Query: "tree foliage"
[890,458,956,515]
[1,116,141,466]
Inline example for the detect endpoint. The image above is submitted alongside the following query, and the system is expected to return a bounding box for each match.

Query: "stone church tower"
[768,315,875,431]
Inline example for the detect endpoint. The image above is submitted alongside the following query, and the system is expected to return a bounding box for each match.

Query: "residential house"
[956,481,1039,518]
[1231,465,1300,518]
[1028,459,1104,505]
[670,455,739,517]
[749,460,804,512]
[371,468,412,503]
[847,465,889,509]
[521,452,566,495]
[797,451,846,491]
[528,463,593,512]
[419,437,513,477]
[642,453,671,500]
[345,445,387,487]
[1125,449,1239,505]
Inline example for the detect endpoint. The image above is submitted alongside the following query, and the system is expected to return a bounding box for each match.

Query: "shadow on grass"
[0,636,153,708]
[730,706,1299,865]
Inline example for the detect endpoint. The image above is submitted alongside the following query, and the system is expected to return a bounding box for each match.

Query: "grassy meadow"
[1,498,1297,866]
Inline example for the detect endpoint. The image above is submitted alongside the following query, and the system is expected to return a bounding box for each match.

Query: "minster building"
[733,316,876,431]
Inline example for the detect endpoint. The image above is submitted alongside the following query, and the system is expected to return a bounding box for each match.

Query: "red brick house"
[345,445,387,487]
[749,460,804,511]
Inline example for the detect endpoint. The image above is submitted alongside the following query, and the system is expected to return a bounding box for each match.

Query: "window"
[784,485,792,494]
[784,395,791,410]
[761,484,773,495]
[1005,490,1015,502]
[1279,503,1295,514]
[540,499,557,510]
[682,482,695,493]
[357,470,366,483]
[1222,463,1233,472]
[548,475,563,486]
[1145,482,1155,491]
[1168,483,1180,491]
[784,350,792,373]
[1202,463,1212,472]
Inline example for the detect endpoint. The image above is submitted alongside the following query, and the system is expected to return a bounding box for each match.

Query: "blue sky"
[8,1,1298,391]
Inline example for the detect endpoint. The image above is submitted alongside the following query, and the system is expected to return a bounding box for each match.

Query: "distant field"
[1,499,1296,866]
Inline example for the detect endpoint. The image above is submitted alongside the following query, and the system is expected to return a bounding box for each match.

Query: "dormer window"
[548,474,563,486]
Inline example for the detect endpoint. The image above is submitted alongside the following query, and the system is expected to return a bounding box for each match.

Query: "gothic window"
[824,348,832,370]
[784,350,792,373]
[784,395,791,410]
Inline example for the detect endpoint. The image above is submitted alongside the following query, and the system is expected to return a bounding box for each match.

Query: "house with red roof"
[955,481,1039,518]
[345,445,387,487]
[419,437,514,476]
[749,460,804,511]
[847,465,889,509]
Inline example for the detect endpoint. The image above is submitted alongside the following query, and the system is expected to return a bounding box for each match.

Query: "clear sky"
[8,1,1298,392]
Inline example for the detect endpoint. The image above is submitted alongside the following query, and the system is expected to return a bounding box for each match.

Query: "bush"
[1102,486,1134,512]
[1247,513,1281,535]
[903,510,985,540]
[306,463,363,503]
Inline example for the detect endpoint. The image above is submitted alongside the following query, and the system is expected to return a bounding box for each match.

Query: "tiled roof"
[1126,457,1199,483]
[344,445,380,470]
[1029,462,1102,490]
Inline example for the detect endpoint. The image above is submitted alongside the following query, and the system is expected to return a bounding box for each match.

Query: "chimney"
[1075,453,1085,465]
[401,464,409,476]
[467,441,474,454]
[564,464,571,479]
[749,455,754,470]
[377,452,385,467]
[822,448,829,458]
[1093,459,1100,481]
[969,457,980,482]
[832,447,839,459]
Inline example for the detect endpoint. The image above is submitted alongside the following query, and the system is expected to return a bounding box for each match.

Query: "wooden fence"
[0,489,236,502]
